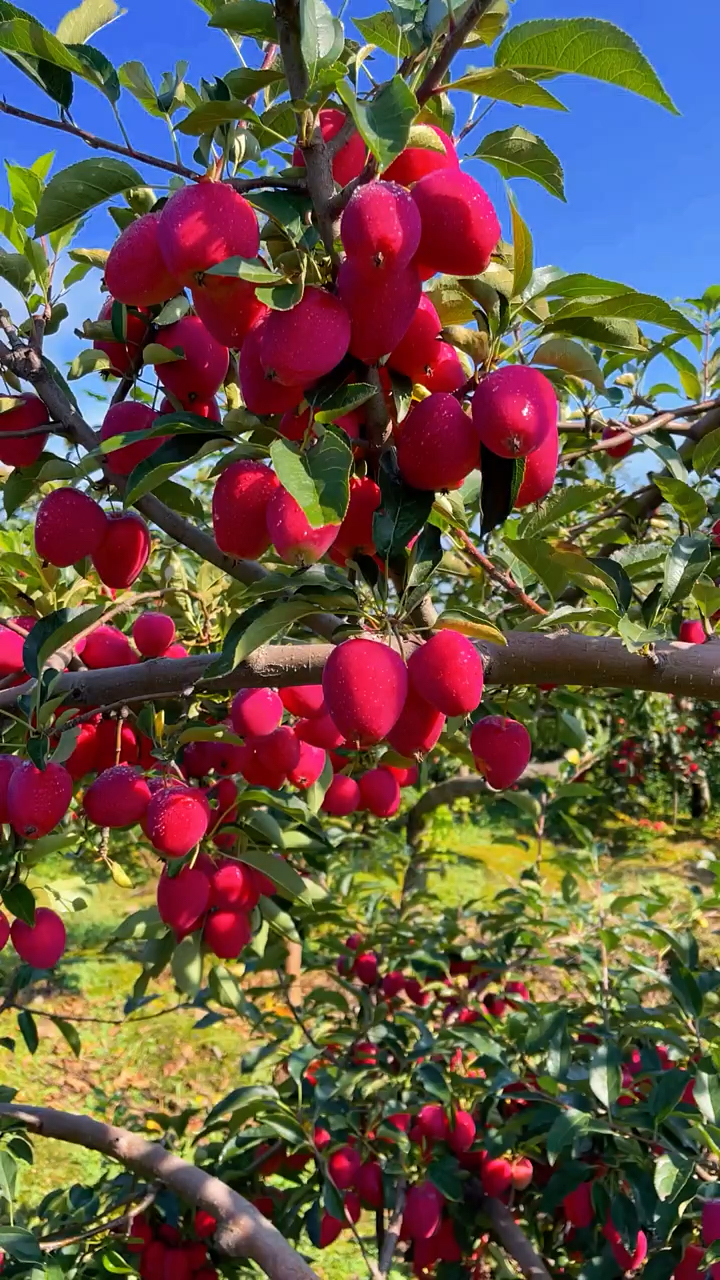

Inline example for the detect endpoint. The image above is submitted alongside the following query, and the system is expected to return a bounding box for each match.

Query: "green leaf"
[509,538,569,599]
[474,126,565,201]
[508,189,532,296]
[653,1152,693,1202]
[518,483,613,537]
[551,293,699,337]
[223,66,285,97]
[237,848,311,902]
[0,1150,16,1205]
[534,272,633,300]
[446,66,566,110]
[654,476,707,530]
[661,536,710,607]
[260,895,300,943]
[546,1106,591,1164]
[373,457,433,561]
[664,348,702,401]
[270,430,352,528]
[124,431,227,506]
[0,249,33,295]
[208,0,276,39]
[23,604,106,678]
[693,430,720,479]
[0,17,86,72]
[35,157,143,236]
[313,382,376,424]
[175,99,259,134]
[208,599,324,676]
[353,10,411,56]
[532,338,604,391]
[204,255,284,284]
[17,1009,38,1053]
[337,75,417,170]
[300,0,342,83]
[544,313,643,351]
[51,1016,81,1057]
[2,882,35,926]
[56,0,123,43]
[0,1228,42,1264]
[304,750,333,815]
[496,18,678,113]
[695,1069,720,1124]
[589,1042,622,1108]
[171,933,203,997]
[66,42,120,102]
[480,444,524,534]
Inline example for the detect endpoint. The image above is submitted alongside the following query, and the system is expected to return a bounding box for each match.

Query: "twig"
[415,0,495,103]
[276,969,319,1049]
[377,1179,405,1277]
[39,1187,158,1252]
[455,529,548,616]
[564,399,719,462]
[2,999,192,1026]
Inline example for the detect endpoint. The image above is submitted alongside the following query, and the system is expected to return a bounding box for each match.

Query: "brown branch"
[563,401,718,462]
[415,0,495,104]
[274,0,337,255]
[484,1196,552,1280]
[378,1179,405,1278]
[0,1104,319,1280]
[0,101,307,194]
[327,157,377,218]
[455,529,548,616]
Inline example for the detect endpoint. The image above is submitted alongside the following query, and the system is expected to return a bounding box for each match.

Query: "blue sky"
[1,0,718,421]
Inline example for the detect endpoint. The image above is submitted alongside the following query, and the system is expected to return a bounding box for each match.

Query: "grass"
[3,810,718,1273]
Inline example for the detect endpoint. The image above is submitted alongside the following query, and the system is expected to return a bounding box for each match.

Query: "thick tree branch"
[3,631,720,713]
[415,0,494,104]
[564,399,719,461]
[378,1179,405,1277]
[484,1196,552,1280]
[0,1104,318,1280]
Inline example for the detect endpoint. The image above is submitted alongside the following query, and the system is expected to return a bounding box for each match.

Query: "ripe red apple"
[396,392,478,491]
[337,257,421,363]
[279,684,325,718]
[94,720,138,771]
[511,1156,533,1190]
[602,425,633,459]
[191,275,267,348]
[562,1180,594,1229]
[287,740,327,788]
[353,950,379,985]
[424,340,466,393]
[142,787,209,858]
[603,1221,647,1271]
[418,1103,450,1143]
[100,402,165,476]
[448,1109,476,1154]
[359,767,401,817]
[203,908,252,959]
[230,688,283,738]
[333,476,381,561]
[381,969,405,999]
[7,761,72,839]
[411,169,500,277]
[93,297,149,377]
[675,1244,706,1280]
[470,716,531,790]
[11,906,66,967]
[258,287,351,387]
[83,765,151,828]
[384,124,458,186]
[0,755,20,822]
[386,687,445,758]
[0,911,9,953]
[80,625,138,669]
[481,1155,513,1197]
[159,395,220,420]
[514,423,559,508]
[104,212,178,307]
[153,315,229,403]
[679,619,706,645]
[255,725,301,776]
[212,459,279,560]
[384,763,418,787]
[266,487,339,565]
[92,512,150,589]
[341,180,421,269]
[34,488,108,566]
[472,365,557,460]
[0,393,49,467]
[133,612,176,657]
[208,860,259,912]
[703,1200,720,1244]
[318,1212,343,1249]
[388,293,441,384]
[157,864,211,936]
[238,318,304,414]
[401,1182,444,1240]
[193,1211,217,1240]
[355,1160,383,1208]
[292,108,365,187]
[408,629,484,716]
[327,1145,361,1190]
[0,625,24,679]
[321,773,360,817]
[158,180,259,284]
[322,637,408,745]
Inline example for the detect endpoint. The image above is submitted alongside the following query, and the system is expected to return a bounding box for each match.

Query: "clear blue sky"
[1,0,719,409]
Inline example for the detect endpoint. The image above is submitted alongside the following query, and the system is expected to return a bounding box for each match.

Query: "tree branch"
[0,1104,319,1280]
[378,1179,405,1278]
[455,530,547,616]
[415,0,495,104]
[484,1196,552,1280]
[0,101,306,194]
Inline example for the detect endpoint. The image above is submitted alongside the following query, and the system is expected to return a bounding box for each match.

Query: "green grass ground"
[3,813,717,1275]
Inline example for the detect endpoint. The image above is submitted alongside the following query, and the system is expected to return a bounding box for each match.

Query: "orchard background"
[2,1,720,1279]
